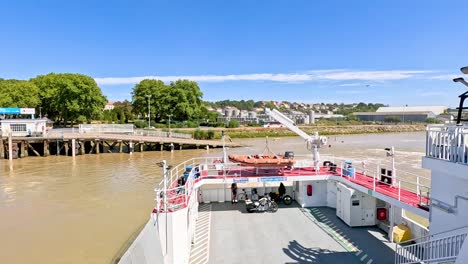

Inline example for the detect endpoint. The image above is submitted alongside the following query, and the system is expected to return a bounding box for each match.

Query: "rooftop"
[376,106,447,115]
[353,111,434,115]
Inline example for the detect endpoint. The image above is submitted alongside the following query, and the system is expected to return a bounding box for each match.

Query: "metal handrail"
[395,230,468,264]
[396,225,468,246]
[154,156,431,212]
[426,124,468,165]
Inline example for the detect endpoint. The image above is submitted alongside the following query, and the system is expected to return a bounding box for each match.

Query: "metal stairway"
[395,226,468,264]
[189,204,212,264]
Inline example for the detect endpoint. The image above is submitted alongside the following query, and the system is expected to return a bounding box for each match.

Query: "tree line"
[0,73,387,127]
[0,74,107,126]
[0,73,211,127]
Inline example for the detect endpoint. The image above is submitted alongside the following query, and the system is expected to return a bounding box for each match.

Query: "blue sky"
[1,0,467,107]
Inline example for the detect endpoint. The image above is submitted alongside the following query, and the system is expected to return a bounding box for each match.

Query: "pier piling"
[64,141,69,156]
[95,140,100,154]
[118,141,123,153]
[44,140,50,157]
[8,133,13,161]
[72,139,76,157]
[139,141,144,152]
[0,139,4,158]
[1,133,239,159]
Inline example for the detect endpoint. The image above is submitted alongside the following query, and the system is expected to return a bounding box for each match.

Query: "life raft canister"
[307,184,313,196]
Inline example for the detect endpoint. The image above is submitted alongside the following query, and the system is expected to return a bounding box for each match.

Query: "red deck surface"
[160,166,429,212]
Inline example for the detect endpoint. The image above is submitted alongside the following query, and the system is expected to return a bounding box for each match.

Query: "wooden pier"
[0,132,242,159]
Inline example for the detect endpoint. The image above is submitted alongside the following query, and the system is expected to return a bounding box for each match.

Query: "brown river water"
[0,132,429,264]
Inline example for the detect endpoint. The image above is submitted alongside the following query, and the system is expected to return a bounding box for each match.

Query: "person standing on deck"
[231,183,238,203]
[279,182,286,197]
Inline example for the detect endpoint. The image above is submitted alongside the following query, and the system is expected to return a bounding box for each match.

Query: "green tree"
[131,79,206,122]
[32,73,107,126]
[131,79,166,121]
[347,114,358,121]
[167,79,205,121]
[0,79,40,108]
[228,119,240,128]
[113,100,134,122]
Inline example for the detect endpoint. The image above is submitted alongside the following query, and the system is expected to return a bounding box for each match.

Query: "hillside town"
[203,100,453,125]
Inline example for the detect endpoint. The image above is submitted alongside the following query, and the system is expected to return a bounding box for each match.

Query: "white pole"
[416,176,420,196]
[222,131,227,163]
[167,114,172,137]
[147,95,151,128]
[391,146,396,187]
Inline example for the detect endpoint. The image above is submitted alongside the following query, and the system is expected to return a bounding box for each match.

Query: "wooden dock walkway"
[0,132,242,159]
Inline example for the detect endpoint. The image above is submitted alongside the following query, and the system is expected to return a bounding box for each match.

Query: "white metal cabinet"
[336,183,376,227]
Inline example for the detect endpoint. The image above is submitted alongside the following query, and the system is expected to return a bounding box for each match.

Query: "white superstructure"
[118,124,468,264]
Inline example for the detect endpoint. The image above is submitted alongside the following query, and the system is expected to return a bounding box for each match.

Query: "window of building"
[10,124,27,132]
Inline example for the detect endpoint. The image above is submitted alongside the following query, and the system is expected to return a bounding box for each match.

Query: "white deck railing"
[395,226,468,264]
[426,124,468,165]
[154,156,430,213]
[134,129,193,139]
[79,124,134,134]
[77,124,192,139]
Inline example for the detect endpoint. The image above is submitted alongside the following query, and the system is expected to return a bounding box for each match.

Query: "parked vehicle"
[245,194,278,213]
[269,192,293,205]
[262,122,285,128]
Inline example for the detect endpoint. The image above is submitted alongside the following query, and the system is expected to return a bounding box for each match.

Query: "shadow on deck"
[304,207,396,264]
[283,240,359,264]
[207,202,362,264]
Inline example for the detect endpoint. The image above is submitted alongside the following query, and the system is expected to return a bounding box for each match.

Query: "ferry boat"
[117,75,468,264]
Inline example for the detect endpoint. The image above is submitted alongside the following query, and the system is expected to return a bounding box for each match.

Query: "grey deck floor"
[207,203,363,264]
[308,207,396,264]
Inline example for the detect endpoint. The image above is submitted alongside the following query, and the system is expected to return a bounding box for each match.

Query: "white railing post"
[185,184,188,206]
[373,170,376,191]
[375,164,380,191]
[156,190,160,212]
[340,161,343,177]
[416,176,420,196]
[398,181,401,201]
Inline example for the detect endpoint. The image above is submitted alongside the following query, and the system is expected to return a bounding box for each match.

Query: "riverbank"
[175,124,427,139]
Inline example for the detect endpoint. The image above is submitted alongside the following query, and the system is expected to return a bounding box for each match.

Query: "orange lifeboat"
[228,154,294,167]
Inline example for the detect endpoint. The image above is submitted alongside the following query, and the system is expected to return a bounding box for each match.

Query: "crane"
[265,108,328,171]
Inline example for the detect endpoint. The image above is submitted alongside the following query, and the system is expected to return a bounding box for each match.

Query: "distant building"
[0,118,50,137]
[376,106,447,115]
[354,111,437,122]
[104,101,115,111]
[354,105,447,122]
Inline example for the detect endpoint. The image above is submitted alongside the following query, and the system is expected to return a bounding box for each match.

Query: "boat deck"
[198,203,396,264]
[162,165,429,215]
[201,166,428,209]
